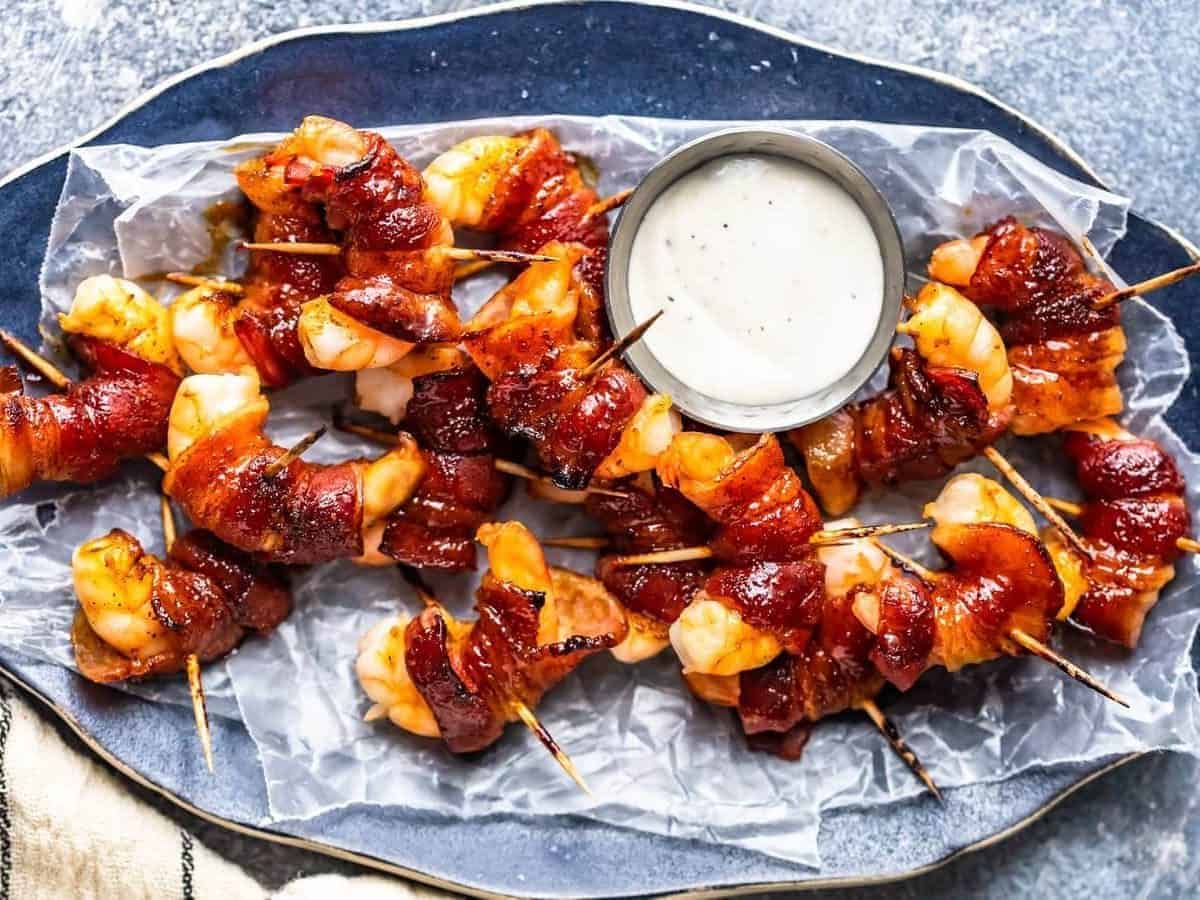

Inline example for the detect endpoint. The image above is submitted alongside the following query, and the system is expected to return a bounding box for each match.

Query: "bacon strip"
[1063,430,1188,647]
[792,349,1003,515]
[460,128,610,305]
[73,529,290,683]
[404,569,626,753]
[737,590,883,759]
[378,367,510,570]
[587,478,713,625]
[0,336,180,498]
[855,523,1062,685]
[964,217,1125,435]
[164,405,369,564]
[487,363,648,489]
[660,434,830,653]
[287,132,461,343]
[233,213,345,387]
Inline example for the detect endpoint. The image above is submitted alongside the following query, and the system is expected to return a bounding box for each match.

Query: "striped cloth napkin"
[0,679,450,900]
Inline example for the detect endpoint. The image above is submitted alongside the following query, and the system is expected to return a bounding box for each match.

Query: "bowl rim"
[604,125,907,432]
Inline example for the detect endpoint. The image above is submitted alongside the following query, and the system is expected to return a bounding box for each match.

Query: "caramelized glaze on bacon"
[164,405,371,564]
[404,572,626,753]
[929,524,1063,671]
[453,128,609,298]
[0,336,180,498]
[857,523,1062,682]
[72,529,290,683]
[285,131,461,343]
[487,363,648,489]
[587,478,713,625]
[737,591,883,758]
[379,367,511,570]
[792,349,1003,515]
[657,433,833,658]
[233,213,345,386]
[962,217,1125,434]
[1062,429,1189,647]
[706,561,825,654]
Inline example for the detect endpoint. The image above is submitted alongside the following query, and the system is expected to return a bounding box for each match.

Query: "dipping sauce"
[627,154,884,405]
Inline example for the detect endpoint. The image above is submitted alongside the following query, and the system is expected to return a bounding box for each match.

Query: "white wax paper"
[3,115,1197,869]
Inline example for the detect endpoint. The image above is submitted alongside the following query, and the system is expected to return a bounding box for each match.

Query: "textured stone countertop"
[5,1,1200,897]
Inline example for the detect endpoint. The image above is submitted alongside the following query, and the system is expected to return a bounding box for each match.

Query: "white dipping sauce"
[627,154,884,405]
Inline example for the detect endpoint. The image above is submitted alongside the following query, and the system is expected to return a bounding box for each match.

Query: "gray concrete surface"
[6,1,1200,896]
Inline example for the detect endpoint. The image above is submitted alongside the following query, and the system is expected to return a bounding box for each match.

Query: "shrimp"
[354,343,470,424]
[669,598,782,677]
[356,617,441,737]
[169,284,256,376]
[818,517,893,597]
[166,372,263,460]
[923,473,1086,620]
[423,135,528,227]
[356,522,625,749]
[72,531,175,662]
[236,115,368,216]
[462,244,597,379]
[58,275,183,375]
[165,372,426,563]
[923,473,1035,542]
[611,610,672,664]
[927,234,988,287]
[298,298,414,372]
[897,282,1013,412]
[594,394,681,481]
[477,520,558,642]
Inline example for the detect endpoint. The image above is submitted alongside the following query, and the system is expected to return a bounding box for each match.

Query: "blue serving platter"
[1,2,1197,897]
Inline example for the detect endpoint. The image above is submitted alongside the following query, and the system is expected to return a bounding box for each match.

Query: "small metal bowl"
[604,127,905,433]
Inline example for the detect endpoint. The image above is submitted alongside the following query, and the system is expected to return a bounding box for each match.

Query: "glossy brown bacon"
[660,434,831,653]
[232,212,345,387]
[1062,428,1189,647]
[953,217,1125,434]
[0,336,180,498]
[857,523,1064,684]
[164,406,379,565]
[454,128,610,299]
[378,367,511,570]
[283,130,461,343]
[488,363,648,489]
[404,568,626,753]
[706,560,826,655]
[588,477,714,626]
[792,349,1003,515]
[736,591,884,759]
[73,529,291,683]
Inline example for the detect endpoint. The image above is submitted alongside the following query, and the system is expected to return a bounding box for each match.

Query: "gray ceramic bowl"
[605,126,906,432]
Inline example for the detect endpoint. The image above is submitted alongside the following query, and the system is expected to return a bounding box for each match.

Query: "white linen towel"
[0,678,453,900]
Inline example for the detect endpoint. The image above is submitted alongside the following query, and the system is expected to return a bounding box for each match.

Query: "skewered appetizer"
[357,349,512,571]
[1,275,182,499]
[586,474,714,662]
[687,524,904,760]
[171,211,344,387]
[928,429,1191,649]
[71,527,291,683]
[792,283,1011,515]
[1054,421,1189,647]
[424,128,612,304]
[162,372,425,564]
[655,432,828,676]
[928,217,1125,435]
[463,250,678,490]
[356,521,627,752]
[239,115,465,372]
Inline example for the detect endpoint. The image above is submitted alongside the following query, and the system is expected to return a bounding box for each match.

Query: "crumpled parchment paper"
[0,115,1195,869]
